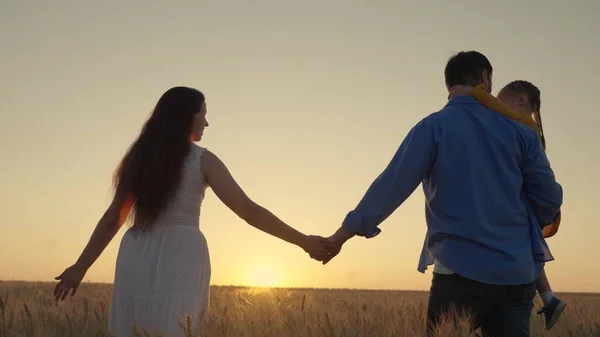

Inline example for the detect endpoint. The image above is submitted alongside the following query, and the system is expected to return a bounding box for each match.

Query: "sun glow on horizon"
[245,265,283,288]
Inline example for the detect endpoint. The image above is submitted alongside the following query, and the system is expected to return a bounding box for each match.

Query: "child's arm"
[469,89,541,135]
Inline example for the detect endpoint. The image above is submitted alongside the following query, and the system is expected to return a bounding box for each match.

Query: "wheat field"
[0,281,598,337]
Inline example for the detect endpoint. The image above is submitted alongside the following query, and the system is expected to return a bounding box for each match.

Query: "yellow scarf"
[454,85,559,238]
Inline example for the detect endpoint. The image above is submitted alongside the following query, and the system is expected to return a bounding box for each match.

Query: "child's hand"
[542,210,561,238]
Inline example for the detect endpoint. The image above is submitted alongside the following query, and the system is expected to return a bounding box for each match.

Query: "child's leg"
[535,267,567,330]
[536,268,552,294]
[536,268,555,305]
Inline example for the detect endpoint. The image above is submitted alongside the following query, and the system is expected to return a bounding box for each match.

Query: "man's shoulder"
[411,107,456,132]
[414,111,442,129]
[436,98,538,134]
[421,99,539,145]
[419,101,480,124]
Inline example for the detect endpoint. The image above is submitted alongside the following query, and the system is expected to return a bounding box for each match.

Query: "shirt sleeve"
[341,118,437,238]
[522,133,563,227]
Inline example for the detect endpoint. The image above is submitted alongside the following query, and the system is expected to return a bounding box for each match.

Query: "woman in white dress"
[53,87,330,336]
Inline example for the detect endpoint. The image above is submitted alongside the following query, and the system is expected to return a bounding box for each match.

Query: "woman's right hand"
[300,235,331,261]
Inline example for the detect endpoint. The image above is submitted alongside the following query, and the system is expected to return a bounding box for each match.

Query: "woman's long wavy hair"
[113,86,205,231]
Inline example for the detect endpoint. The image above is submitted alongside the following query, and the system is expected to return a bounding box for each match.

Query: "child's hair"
[503,80,545,149]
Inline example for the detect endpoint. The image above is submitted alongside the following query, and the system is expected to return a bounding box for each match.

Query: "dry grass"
[0,281,599,337]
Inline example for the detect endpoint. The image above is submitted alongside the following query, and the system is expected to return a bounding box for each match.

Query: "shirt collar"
[444,95,481,108]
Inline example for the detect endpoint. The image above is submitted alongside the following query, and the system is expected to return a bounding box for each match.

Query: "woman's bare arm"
[74,193,133,271]
[201,150,327,256]
[54,192,133,300]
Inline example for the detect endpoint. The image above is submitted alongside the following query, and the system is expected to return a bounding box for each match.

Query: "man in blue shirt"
[323,51,563,337]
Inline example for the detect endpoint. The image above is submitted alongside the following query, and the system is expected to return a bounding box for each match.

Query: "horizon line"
[1,280,598,295]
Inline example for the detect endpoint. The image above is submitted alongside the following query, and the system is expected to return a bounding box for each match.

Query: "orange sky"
[1,0,599,292]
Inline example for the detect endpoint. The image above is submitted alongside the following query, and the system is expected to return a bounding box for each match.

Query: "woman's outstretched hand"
[54,264,87,301]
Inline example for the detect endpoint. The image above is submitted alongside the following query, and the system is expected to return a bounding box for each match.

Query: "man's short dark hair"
[444,51,493,88]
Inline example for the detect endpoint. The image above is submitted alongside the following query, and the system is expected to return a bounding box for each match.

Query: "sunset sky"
[1,0,599,292]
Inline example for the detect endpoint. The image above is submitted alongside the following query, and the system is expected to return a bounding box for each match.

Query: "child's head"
[497,80,545,149]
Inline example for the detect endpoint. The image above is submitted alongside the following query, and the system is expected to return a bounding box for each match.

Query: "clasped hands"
[300,228,354,265]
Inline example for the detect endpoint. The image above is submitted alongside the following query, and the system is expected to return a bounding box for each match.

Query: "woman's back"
[109,144,211,337]
[140,144,207,230]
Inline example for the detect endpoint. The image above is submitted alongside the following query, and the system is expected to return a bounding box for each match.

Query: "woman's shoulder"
[193,145,219,168]
[191,143,208,156]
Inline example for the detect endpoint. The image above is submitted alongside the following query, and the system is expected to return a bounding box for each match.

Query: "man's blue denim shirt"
[341,96,562,285]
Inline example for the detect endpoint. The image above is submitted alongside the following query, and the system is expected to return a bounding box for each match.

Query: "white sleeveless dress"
[108,145,211,337]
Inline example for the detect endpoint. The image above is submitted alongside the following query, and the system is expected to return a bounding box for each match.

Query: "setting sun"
[246,265,283,288]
